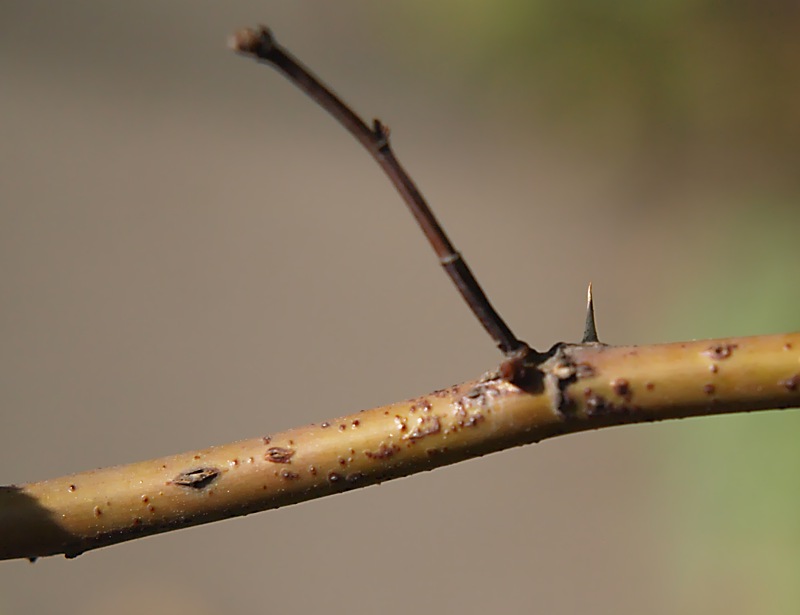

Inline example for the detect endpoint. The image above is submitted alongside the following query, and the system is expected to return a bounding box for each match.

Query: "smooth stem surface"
[2,332,799,561]
[229,27,527,357]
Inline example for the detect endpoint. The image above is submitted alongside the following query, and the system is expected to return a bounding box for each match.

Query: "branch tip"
[229,26,274,56]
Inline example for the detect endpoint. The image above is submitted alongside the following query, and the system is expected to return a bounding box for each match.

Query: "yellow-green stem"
[2,333,798,561]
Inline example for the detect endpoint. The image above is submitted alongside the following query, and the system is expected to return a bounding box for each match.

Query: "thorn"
[582,283,600,343]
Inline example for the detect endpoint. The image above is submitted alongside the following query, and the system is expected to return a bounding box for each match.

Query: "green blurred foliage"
[669,201,800,338]
[379,0,799,169]
[656,197,800,613]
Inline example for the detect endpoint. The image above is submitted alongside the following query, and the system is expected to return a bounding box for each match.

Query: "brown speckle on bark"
[611,378,631,399]
[404,415,441,441]
[464,413,483,427]
[426,447,449,457]
[365,443,400,459]
[705,343,738,360]
[585,394,608,415]
[780,374,800,392]
[465,387,482,399]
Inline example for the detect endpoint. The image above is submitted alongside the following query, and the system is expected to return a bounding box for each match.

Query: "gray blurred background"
[2,1,799,613]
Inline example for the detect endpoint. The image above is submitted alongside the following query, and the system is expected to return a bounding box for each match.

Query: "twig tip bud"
[229,26,274,55]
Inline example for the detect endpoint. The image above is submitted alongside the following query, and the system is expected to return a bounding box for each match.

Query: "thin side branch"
[2,333,799,561]
[229,27,529,360]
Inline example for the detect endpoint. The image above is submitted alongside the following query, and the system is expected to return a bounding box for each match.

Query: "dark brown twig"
[230,27,533,363]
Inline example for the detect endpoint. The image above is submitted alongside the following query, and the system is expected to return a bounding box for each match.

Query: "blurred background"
[2,1,799,613]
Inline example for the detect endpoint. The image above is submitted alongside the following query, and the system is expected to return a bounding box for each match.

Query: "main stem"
[3,333,799,561]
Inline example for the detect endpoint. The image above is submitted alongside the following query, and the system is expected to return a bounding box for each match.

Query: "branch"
[228,26,535,373]
[2,26,798,562]
[2,334,799,561]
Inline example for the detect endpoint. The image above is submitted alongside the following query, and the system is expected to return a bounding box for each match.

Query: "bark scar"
[542,344,582,416]
[266,447,295,463]
[171,467,220,489]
